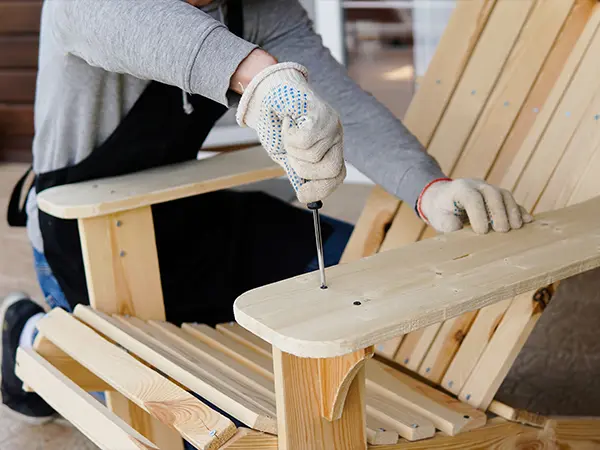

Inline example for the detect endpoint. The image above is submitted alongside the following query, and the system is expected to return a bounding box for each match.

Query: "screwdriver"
[308,201,327,289]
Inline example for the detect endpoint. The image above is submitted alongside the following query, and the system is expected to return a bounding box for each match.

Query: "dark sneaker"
[1,292,56,424]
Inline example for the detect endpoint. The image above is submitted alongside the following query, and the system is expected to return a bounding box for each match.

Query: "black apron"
[8,0,332,326]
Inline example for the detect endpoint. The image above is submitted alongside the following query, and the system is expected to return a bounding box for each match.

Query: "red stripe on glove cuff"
[417,178,453,224]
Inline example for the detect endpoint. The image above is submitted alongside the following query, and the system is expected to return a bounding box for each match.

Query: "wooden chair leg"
[272,348,370,450]
[78,206,181,448]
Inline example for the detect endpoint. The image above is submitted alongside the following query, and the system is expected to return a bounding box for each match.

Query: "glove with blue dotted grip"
[236,63,346,204]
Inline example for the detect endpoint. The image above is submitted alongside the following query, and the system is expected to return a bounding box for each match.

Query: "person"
[2,0,531,432]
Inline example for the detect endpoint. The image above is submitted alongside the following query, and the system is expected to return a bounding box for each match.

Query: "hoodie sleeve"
[248,0,446,208]
[46,0,257,106]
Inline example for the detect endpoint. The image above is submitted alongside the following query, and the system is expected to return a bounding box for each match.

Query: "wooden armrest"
[235,196,600,358]
[37,146,283,219]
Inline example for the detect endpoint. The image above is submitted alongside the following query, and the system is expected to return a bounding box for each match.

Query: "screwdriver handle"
[307,201,323,210]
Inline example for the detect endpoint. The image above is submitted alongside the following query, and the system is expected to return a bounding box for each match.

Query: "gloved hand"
[236,62,346,204]
[417,178,533,234]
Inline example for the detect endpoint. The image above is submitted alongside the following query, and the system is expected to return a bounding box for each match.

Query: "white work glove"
[417,178,533,234]
[236,63,346,204]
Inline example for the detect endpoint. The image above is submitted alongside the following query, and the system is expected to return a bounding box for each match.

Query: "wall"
[0,1,41,162]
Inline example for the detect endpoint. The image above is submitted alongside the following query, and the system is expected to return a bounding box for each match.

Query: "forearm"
[255,1,445,206]
[47,0,257,105]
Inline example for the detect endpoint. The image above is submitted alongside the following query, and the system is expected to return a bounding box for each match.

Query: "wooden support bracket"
[273,349,368,450]
[320,346,374,421]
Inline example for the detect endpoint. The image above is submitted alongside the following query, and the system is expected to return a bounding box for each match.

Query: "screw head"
[411,424,419,429]
[471,90,476,95]
[425,367,431,373]
[116,220,122,227]
[353,301,362,306]
[595,114,600,121]
[448,381,454,388]
[436,79,441,85]
[533,107,540,113]
[119,250,126,257]
[466,394,472,401]
[504,101,510,107]
[404,358,409,364]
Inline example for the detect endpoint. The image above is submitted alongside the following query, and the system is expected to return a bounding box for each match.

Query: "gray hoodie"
[26,0,445,252]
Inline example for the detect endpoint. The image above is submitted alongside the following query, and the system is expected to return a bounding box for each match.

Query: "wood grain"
[235,196,600,357]
[502,4,600,194]
[15,348,159,450]
[36,309,235,450]
[0,70,36,102]
[0,36,38,69]
[273,349,367,450]
[366,361,484,436]
[75,306,277,434]
[216,322,273,358]
[182,323,274,381]
[0,1,42,34]
[487,0,597,185]
[371,419,556,449]
[0,104,34,135]
[37,147,283,219]
[32,334,112,392]
[340,186,400,264]
[458,289,551,409]
[441,299,511,395]
[220,428,278,449]
[78,207,165,319]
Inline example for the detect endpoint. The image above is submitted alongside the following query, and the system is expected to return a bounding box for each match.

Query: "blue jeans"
[32,213,354,449]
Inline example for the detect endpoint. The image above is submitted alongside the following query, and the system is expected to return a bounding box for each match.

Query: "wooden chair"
[15,0,600,448]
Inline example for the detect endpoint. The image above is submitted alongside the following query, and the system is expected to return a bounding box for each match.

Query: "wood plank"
[273,348,367,450]
[234,195,600,358]
[37,146,283,219]
[379,0,537,254]
[458,287,553,410]
[347,0,497,267]
[366,418,399,447]
[375,361,487,430]
[0,104,34,136]
[78,207,165,319]
[403,0,497,148]
[450,0,575,181]
[441,299,511,395]
[487,401,547,427]
[220,428,278,449]
[366,360,485,436]
[506,6,600,203]
[0,1,42,34]
[319,347,373,421]
[369,420,552,449]
[366,389,435,441]
[374,336,403,361]
[417,311,478,384]
[182,323,274,381]
[15,348,159,450]
[0,70,36,103]
[500,3,600,192]
[216,322,273,358]
[340,186,400,264]
[0,135,33,163]
[394,324,441,372]
[487,0,597,185]
[565,142,600,206]
[210,322,401,446]
[107,392,185,450]
[74,306,277,434]
[0,36,38,69]
[36,309,235,450]
[32,334,112,392]
[146,320,275,398]
[537,88,600,212]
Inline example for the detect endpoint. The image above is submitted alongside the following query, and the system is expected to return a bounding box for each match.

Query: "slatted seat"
[15,0,600,448]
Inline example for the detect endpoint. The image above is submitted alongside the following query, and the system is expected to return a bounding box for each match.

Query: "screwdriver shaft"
[311,207,327,289]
